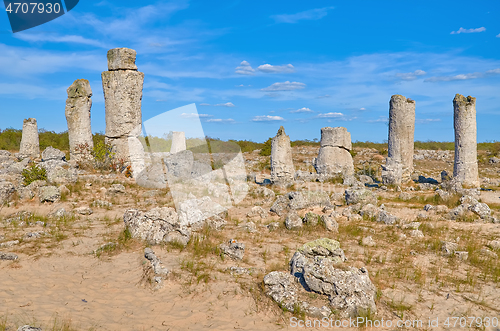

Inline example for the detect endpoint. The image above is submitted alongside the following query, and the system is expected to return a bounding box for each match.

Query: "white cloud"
[206,118,235,123]
[424,68,500,82]
[199,103,211,106]
[367,117,389,123]
[396,69,426,81]
[290,107,313,113]
[317,112,344,118]
[451,27,486,34]
[180,113,213,118]
[271,7,334,24]
[316,94,331,99]
[257,64,295,73]
[235,60,255,75]
[497,33,500,38]
[15,33,106,48]
[252,115,284,122]
[214,102,235,107]
[359,107,366,111]
[416,119,441,124]
[261,81,306,91]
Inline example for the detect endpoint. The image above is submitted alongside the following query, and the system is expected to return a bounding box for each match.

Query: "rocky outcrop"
[19,118,39,158]
[65,79,94,163]
[123,207,190,246]
[289,238,376,318]
[270,126,294,186]
[314,127,354,182]
[453,94,479,188]
[270,191,330,216]
[102,48,145,169]
[170,131,186,153]
[382,95,415,185]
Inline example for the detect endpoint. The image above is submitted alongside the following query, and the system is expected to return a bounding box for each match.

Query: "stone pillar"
[382,95,415,185]
[171,131,186,153]
[102,48,144,164]
[65,79,93,163]
[19,118,39,157]
[314,127,354,180]
[270,126,294,185]
[453,94,479,188]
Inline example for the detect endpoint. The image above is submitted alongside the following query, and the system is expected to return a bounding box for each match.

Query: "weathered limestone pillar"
[314,127,354,180]
[102,48,144,164]
[65,79,93,163]
[270,126,294,185]
[382,95,415,185]
[171,131,186,153]
[453,94,479,188]
[19,118,39,157]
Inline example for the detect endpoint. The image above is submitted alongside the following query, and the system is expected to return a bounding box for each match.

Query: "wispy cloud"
[235,60,255,75]
[214,102,235,107]
[15,33,106,48]
[497,33,500,38]
[396,69,426,81]
[271,7,334,24]
[416,118,441,124]
[206,118,235,123]
[180,113,213,118]
[252,115,285,122]
[367,117,389,123]
[199,102,235,107]
[317,112,344,118]
[450,27,486,34]
[257,64,295,73]
[261,81,306,91]
[425,68,500,82]
[290,107,313,113]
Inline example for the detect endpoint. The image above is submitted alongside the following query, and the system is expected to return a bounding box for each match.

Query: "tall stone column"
[270,126,294,185]
[19,118,39,157]
[382,95,415,185]
[102,48,144,165]
[65,79,93,163]
[171,131,186,153]
[453,94,479,188]
[314,127,354,180]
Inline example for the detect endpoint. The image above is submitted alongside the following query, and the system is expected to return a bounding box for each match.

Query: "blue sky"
[0,0,499,143]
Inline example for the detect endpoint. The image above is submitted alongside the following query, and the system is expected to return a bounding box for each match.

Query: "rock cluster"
[264,238,377,318]
[19,118,39,158]
[314,127,354,182]
[65,79,94,163]
[382,95,415,185]
[270,126,294,186]
[170,131,186,153]
[453,94,479,188]
[102,48,145,172]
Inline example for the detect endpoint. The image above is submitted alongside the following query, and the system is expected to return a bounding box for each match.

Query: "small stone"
[454,251,468,261]
[75,207,93,215]
[0,240,19,248]
[0,252,18,260]
[361,236,376,247]
[107,183,126,194]
[409,230,424,238]
[321,213,339,232]
[220,239,245,260]
[441,241,458,256]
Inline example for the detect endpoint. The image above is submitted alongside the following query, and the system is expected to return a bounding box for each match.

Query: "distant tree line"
[0,128,499,157]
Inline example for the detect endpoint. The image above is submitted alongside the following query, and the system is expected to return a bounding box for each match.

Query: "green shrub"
[22,163,47,185]
[92,141,115,169]
[259,138,272,156]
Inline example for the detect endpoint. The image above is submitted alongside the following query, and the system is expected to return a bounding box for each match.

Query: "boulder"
[345,187,377,206]
[285,211,303,230]
[289,238,376,318]
[263,271,298,311]
[38,186,60,203]
[0,181,15,204]
[123,207,190,246]
[41,146,66,162]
